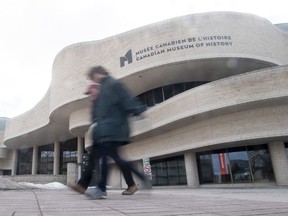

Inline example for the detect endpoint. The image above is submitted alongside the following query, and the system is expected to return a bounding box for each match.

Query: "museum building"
[1,12,288,187]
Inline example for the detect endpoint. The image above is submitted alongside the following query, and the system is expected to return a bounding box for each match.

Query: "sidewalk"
[0,188,288,216]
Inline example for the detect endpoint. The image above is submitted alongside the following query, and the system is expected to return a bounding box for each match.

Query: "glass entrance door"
[197,144,275,184]
[211,152,231,183]
[228,147,252,183]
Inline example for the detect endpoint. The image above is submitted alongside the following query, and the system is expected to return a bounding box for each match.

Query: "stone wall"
[3,175,67,185]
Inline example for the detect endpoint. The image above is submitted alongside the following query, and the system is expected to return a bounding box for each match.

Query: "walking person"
[72,66,148,199]
[70,82,103,194]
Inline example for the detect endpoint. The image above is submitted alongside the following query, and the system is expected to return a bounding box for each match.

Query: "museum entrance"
[197,144,275,184]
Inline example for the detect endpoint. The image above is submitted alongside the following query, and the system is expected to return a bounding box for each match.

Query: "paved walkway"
[0,188,288,216]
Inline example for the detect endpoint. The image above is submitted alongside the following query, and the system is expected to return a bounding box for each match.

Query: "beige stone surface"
[0,132,9,158]
[69,108,90,136]
[66,163,78,187]
[0,131,12,170]
[121,104,288,161]
[268,142,288,185]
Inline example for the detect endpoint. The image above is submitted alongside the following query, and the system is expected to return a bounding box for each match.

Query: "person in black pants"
[72,66,148,199]
[70,82,101,194]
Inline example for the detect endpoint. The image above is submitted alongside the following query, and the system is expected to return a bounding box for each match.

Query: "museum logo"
[120,49,133,67]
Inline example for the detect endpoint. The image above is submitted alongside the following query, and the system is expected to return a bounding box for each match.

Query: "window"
[211,150,231,184]
[197,144,275,184]
[198,149,232,184]
[151,156,187,186]
[146,90,155,107]
[178,158,187,184]
[153,87,163,104]
[17,148,33,175]
[139,94,146,105]
[137,81,209,108]
[247,145,275,182]
[173,83,185,95]
[184,82,195,90]
[163,85,174,100]
[3,170,11,175]
[152,161,168,185]
[60,138,77,174]
[228,147,251,183]
[38,144,54,174]
[197,154,214,183]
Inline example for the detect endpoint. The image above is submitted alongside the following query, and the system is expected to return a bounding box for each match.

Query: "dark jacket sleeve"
[112,81,147,116]
[91,99,98,123]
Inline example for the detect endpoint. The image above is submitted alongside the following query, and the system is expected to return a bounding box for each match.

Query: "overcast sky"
[0,0,287,118]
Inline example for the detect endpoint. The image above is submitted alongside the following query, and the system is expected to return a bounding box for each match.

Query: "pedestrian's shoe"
[85,187,107,199]
[70,183,86,194]
[122,185,138,195]
[86,187,107,196]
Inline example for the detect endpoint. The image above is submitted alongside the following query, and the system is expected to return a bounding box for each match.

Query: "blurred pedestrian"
[70,82,103,194]
[72,66,148,199]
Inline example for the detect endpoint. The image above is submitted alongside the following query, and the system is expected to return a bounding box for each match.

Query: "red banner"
[218,153,228,175]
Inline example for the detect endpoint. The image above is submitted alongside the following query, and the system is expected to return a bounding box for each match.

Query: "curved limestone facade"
[1,12,288,187]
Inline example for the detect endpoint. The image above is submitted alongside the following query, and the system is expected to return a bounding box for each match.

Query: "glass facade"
[17,148,33,175]
[2,170,12,175]
[151,156,187,186]
[15,138,79,175]
[60,138,77,174]
[197,144,275,184]
[138,82,209,107]
[38,144,54,174]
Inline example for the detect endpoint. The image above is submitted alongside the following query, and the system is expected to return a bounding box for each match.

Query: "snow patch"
[18,182,68,190]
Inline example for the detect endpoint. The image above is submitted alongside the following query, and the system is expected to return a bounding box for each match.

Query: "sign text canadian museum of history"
[120,35,232,67]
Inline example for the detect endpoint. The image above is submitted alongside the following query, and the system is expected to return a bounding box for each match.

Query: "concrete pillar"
[67,162,78,187]
[133,160,145,188]
[11,149,18,176]
[268,141,288,186]
[77,137,84,164]
[32,146,38,175]
[184,151,199,187]
[77,137,84,180]
[53,141,60,175]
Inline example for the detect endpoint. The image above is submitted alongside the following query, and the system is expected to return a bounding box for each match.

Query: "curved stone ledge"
[69,108,90,136]
[4,90,51,148]
[131,65,288,138]
[78,66,288,151]
[122,105,288,161]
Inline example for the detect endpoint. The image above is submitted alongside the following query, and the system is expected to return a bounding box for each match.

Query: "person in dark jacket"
[73,66,148,199]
